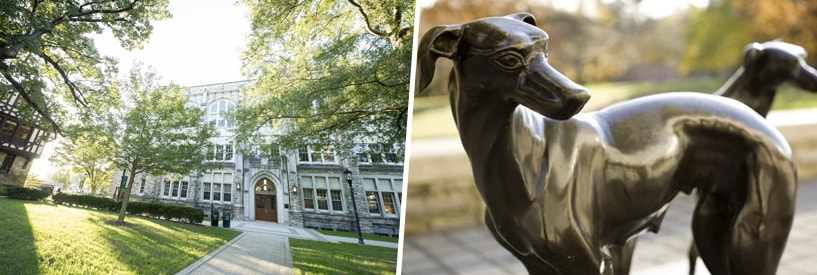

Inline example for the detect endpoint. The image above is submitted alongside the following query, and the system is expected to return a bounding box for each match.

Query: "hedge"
[6,186,49,201]
[52,193,204,224]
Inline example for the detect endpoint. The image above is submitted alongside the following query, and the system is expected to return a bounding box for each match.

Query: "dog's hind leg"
[687,240,698,275]
[726,149,796,275]
[692,189,744,275]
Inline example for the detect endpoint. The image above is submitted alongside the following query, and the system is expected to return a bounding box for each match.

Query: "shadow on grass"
[97,215,238,274]
[290,238,397,275]
[0,199,39,274]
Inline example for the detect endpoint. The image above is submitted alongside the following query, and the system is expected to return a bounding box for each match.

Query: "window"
[382,193,397,215]
[201,171,232,203]
[1,120,16,135]
[207,99,236,127]
[171,181,179,197]
[139,178,146,194]
[203,183,211,200]
[300,175,344,212]
[223,184,232,202]
[216,146,224,161]
[331,190,343,211]
[303,188,315,209]
[162,179,171,196]
[15,126,30,140]
[213,183,222,201]
[362,177,402,216]
[180,181,188,198]
[297,146,336,163]
[356,143,401,164]
[206,143,234,162]
[366,191,381,214]
[316,189,328,210]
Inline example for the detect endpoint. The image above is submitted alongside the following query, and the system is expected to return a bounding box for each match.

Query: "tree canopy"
[112,64,216,223]
[235,0,413,157]
[0,0,170,132]
[49,125,116,195]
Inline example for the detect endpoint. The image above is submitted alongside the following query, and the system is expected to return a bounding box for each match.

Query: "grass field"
[0,199,240,274]
[290,238,398,275]
[412,78,817,139]
[317,229,399,243]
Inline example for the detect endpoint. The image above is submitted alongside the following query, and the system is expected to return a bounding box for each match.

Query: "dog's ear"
[506,12,536,26]
[743,42,763,71]
[417,25,463,93]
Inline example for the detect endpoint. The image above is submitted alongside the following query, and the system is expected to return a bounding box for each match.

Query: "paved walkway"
[402,178,817,274]
[176,221,398,275]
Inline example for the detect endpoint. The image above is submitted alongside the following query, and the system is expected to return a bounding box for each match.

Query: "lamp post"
[344,168,365,245]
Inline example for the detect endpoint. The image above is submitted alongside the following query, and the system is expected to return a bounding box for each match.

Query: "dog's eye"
[493,52,525,71]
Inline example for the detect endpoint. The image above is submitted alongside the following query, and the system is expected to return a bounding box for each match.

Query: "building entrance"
[254,179,277,222]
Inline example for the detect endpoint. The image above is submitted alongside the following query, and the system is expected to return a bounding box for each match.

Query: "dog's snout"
[570,88,591,104]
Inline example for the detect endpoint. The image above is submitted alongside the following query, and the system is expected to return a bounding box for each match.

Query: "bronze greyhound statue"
[417,13,797,274]
[718,40,817,117]
[679,40,817,275]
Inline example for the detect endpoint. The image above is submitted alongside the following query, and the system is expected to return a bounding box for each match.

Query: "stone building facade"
[110,81,403,236]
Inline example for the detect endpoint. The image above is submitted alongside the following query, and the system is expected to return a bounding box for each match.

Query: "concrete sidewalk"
[176,220,398,275]
[403,178,817,274]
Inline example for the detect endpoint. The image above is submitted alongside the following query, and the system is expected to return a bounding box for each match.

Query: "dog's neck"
[715,66,780,117]
[448,67,534,209]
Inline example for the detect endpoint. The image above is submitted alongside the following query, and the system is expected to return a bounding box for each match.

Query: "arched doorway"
[254,178,277,222]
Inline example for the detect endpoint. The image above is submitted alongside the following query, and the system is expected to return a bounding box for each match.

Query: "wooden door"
[255,194,277,222]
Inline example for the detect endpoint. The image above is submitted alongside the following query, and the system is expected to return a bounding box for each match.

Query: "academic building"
[0,92,49,183]
[109,81,403,236]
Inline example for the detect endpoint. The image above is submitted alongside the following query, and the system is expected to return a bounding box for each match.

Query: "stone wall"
[405,112,817,235]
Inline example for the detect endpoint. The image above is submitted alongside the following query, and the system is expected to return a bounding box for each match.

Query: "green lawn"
[290,238,398,275]
[412,78,817,139]
[317,230,399,243]
[0,198,241,274]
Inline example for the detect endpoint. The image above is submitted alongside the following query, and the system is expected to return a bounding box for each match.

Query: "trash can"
[223,211,231,228]
[211,210,219,227]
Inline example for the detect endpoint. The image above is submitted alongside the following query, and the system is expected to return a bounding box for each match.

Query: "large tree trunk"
[116,166,138,223]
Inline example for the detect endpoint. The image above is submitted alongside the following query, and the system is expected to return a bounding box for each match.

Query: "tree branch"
[72,0,140,18]
[0,69,62,134]
[346,0,389,37]
[36,52,89,107]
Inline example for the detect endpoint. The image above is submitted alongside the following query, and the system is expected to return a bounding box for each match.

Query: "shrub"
[6,186,49,201]
[52,193,204,224]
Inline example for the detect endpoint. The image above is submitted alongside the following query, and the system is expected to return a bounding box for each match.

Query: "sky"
[30,1,252,180]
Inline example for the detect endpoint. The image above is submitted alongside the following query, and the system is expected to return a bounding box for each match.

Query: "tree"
[235,0,413,156]
[49,169,72,191]
[733,0,817,65]
[23,173,44,188]
[112,65,216,224]
[680,2,751,75]
[0,0,170,132]
[50,125,116,194]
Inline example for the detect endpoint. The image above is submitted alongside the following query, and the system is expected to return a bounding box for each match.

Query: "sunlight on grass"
[290,238,397,275]
[0,199,240,274]
[411,78,817,139]
[317,230,399,243]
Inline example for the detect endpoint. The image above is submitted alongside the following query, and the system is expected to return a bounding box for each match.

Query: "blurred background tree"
[418,0,817,95]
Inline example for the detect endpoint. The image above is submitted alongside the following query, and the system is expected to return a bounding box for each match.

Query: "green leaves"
[0,0,170,133]
[236,0,412,157]
[117,65,216,176]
